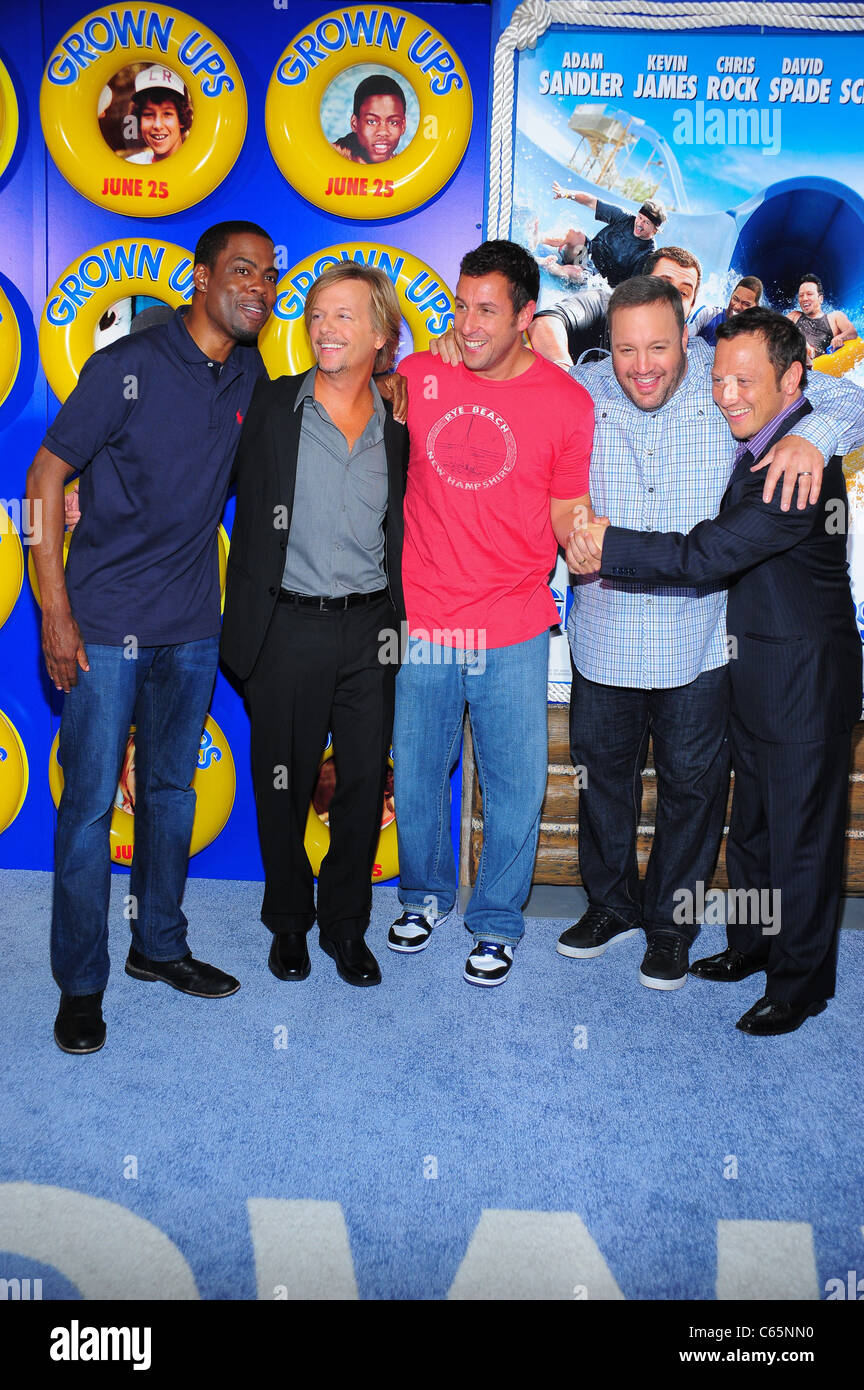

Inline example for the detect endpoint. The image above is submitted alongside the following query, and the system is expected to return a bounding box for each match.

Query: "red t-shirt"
[400,351,594,648]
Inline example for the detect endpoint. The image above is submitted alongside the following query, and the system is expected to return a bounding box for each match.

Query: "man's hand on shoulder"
[753,434,822,511]
[376,372,408,424]
[428,329,463,367]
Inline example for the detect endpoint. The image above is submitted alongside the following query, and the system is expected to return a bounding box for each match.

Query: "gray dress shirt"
[281,368,389,596]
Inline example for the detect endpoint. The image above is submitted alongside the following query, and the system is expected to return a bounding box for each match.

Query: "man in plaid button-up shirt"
[560,276,864,990]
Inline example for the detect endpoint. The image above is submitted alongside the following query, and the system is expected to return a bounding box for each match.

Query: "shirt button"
[648,486,654,493]
[268,586,277,596]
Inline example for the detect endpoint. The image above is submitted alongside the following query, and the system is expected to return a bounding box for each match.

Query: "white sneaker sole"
[639,969,687,991]
[387,934,432,954]
[557,927,640,959]
[463,968,511,987]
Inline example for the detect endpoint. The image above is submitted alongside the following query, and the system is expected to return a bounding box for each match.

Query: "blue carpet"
[1,870,862,1301]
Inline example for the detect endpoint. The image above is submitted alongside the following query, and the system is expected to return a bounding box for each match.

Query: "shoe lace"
[473,942,507,959]
[645,930,685,961]
[582,905,618,939]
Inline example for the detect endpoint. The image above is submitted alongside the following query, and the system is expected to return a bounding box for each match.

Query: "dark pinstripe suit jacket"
[601,398,862,744]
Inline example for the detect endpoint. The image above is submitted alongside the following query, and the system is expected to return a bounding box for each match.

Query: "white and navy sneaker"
[463,941,514,987]
[388,905,449,953]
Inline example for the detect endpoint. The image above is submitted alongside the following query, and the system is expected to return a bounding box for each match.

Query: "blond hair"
[304,262,401,375]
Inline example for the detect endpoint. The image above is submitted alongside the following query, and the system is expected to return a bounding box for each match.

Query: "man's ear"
[193,261,208,295]
[783,359,804,395]
[350,114,359,134]
[517,299,537,334]
[682,325,689,352]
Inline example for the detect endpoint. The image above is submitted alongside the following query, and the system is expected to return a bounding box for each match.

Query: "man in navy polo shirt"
[26,221,278,1054]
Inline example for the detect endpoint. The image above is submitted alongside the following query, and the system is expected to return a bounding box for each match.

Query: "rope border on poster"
[488,0,864,238]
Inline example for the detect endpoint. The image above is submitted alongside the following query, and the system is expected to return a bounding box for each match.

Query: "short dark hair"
[798,273,823,296]
[607,275,685,335]
[458,240,539,315]
[716,305,808,388]
[352,75,406,117]
[641,245,702,299]
[194,222,273,271]
[735,275,763,302]
[131,86,193,134]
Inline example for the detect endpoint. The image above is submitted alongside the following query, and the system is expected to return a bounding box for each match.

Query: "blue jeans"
[394,631,549,946]
[51,638,220,994]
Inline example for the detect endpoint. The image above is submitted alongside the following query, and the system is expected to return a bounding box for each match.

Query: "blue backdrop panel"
[0,2,491,880]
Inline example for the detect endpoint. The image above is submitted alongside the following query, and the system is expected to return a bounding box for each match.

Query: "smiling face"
[633,212,658,240]
[197,233,277,347]
[797,280,824,318]
[728,283,759,316]
[350,94,407,162]
[648,257,700,318]
[307,278,385,380]
[610,301,688,411]
[712,333,801,440]
[453,272,534,379]
[139,99,183,159]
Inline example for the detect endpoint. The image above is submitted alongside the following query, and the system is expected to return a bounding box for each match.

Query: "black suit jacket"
[601,399,862,743]
[221,371,409,682]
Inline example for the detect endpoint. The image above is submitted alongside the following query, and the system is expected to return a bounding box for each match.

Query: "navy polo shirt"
[43,308,265,646]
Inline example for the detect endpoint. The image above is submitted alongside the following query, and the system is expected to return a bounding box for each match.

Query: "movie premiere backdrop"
[0,1,488,879]
[488,0,864,697]
[2,0,864,881]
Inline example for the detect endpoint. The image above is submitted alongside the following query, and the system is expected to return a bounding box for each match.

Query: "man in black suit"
[221,263,408,987]
[568,307,862,1034]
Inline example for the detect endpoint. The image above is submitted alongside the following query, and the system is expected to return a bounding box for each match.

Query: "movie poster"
[510,28,864,695]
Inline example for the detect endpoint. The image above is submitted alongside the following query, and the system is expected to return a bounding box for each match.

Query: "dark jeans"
[570,665,730,941]
[245,595,396,943]
[51,637,220,994]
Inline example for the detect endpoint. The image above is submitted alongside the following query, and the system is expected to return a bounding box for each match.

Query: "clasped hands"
[566,512,609,575]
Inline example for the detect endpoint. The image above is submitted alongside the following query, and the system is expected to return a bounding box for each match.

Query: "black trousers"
[245,595,396,942]
[725,712,851,1004]
[569,665,731,940]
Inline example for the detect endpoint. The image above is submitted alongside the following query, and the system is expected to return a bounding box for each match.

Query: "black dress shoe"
[736,995,827,1036]
[54,991,106,1054]
[268,932,311,981]
[125,947,240,997]
[690,947,767,982]
[319,935,381,987]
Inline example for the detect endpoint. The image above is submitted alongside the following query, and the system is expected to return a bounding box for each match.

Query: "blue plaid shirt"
[569,353,864,688]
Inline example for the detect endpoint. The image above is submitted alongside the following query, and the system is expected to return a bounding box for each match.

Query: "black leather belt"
[278,587,389,611]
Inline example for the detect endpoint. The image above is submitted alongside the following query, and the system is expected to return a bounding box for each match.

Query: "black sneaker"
[639,931,689,991]
[557,904,640,959]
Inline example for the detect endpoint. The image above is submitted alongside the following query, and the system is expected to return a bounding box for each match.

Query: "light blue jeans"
[393,631,549,945]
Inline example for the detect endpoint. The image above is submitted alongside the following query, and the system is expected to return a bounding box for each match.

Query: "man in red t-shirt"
[388,240,594,985]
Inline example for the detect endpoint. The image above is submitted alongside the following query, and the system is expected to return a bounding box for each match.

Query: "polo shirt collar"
[169,307,244,388]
